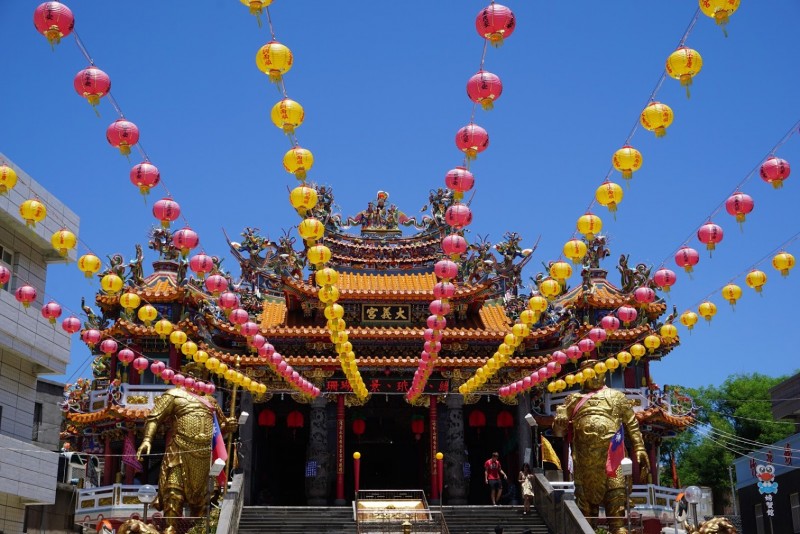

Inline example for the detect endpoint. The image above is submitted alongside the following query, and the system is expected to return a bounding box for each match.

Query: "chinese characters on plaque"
[361,304,411,323]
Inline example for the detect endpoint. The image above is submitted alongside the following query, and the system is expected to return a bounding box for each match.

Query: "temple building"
[62,187,693,526]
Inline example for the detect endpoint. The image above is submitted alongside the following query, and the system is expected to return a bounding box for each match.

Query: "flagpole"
[223,355,241,495]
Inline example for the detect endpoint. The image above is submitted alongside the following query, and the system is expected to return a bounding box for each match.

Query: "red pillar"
[649,442,659,485]
[103,435,114,486]
[429,397,439,501]
[336,395,346,504]
[168,345,180,373]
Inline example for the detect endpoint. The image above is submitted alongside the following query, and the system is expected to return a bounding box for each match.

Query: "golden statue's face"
[583,373,605,391]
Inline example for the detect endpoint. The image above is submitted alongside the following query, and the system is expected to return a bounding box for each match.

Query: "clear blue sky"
[1,1,798,390]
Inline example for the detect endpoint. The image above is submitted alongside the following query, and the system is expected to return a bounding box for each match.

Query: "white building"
[0,153,79,534]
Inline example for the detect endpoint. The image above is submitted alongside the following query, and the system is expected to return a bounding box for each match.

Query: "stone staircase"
[237,505,551,533]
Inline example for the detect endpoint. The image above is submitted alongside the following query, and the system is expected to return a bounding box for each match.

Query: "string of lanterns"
[407,3,517,404]
[239,2,366,400]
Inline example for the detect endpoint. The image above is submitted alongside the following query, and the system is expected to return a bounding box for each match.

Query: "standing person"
[484,452,507,505]
[518,463,534,515]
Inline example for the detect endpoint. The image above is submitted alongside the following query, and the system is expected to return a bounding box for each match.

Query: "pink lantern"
[429,300,451,316]
[508,383,518,395]
[442,234,468,258]
[251,334,266,349]
[424,341,441,354]
[241,321,260,338]
[184,376,196,390]
[131,357,147,374]
[150,361,166,377]
[617,305,638,326]
[270,353,283,367]
[600,315,620,332]
[161,368,175,384]
[697,222,724,255]
[118,348,135,366]
[33,2,75,46]
[218,291,239,312]
[529,371,540,384]
[194,381,205,393]
[205,274,228,296]
[578,339,596,356]
[522,376,532,389]
[229,308,250,327]
[73,66,111,109]
[552,350,567,365]
[499,386,509,396]
[455,123,489,160]
[259,343,275,359]
[444,167,475,193]
[633,287,656,307]
[588,327,607,345]
[61,316,81,334]
[100,339,118,356]
[547,361,560,374]
[674,246,700,274]
[475,4,516,46]
[14,285,37,308]
[725,192,755,225]
[434,259,459,280]
[283,365,294,377]
[81,329,101,347]
[41,301,62,324]
[433,282,456,299]
[172,373,185,387]
[420,351,431,362]
[653,268,677,292]
[445,203,473,229]
[423,328,443,342]
[291,371,300,382]
[426,315,447,330]
[172,227,199,257]
[277,361,288,374]
[106,119,140,156]
[760,156,791,189]
[565,345,581,361]
[0,265,10,286]
[189,253,214,279]
[207,383,217,395]
[152,197,181,228]
[129,162,161,196]
[466,71,503,110]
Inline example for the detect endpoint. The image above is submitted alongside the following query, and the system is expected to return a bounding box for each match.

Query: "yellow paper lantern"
[593,361,607,375]
[576,213,602,241]
[225,369,237,383]
[324,304,345,320]
[0,164,18,195]
[564,374,576,386]
[78,254,102,278]
[698,301,717,323]
[271,98,305,135]
[563,239,587,264]
[666,47,703,97]
[539,278,561,300]
[100,273,124,295]
[154,319,173,339]
[241,376,252,389]
[318,285,340,304]
[193,350,209,364]
[640,102,674,138]
[316,267,339,287]
[660,324,678,342]
[170,330,187,348]
[205,356,220,371]
[498,343,514,356]
[504,333,521,348]
[241,0,272,17]
[549,261,573,283]
[256,41,293,82]
[51,229,77,257]
[583,368,596,380]
[528,295,548,313]
[605,357,620,371]
[772,252,795,277]
[574,371,585,384]
[679,310,698,331]
[699,0,740,34]
[217,363,229,375]
[289,186,318,214]
[555,379,567,391]
[298,217,325,243]
[119,292,141,313]
[617,351,632,366]
[328,318,346,332]
[546,382,557,393]
[512,323,530,339]
[137,304,158,326]
[19,199,47,227]
[283,147,314,180]
[611,146,643,181]
[519,309,537,325]
[745,270,767,293]
[258,383,267,394]
[181,340,199,357]
[644,335,661,354]
[630,343,646,361]
[721,283,742,307]
[307,245,332,267]
[595,181,623,215]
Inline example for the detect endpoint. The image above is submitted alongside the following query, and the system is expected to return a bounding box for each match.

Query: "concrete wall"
[35,378,65,451]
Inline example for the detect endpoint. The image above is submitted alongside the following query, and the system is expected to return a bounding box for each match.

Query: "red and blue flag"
[212,413,228,485]
[606,423,625,477]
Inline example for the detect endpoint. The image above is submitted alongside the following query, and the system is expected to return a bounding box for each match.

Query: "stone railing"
[217,473,245,534]
[532,471,594,534]
[74,484,162,526]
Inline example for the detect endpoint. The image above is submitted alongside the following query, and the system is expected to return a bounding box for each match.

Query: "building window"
[0,244,13,290]
[32,402,42,441]
[791,492,800,533]
[755,503,765,534]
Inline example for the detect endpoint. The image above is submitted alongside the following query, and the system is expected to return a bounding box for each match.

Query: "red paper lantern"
[442,234,468,258]
[61,316,81,334]
[444,167,475,195]
[287,410,304,429]
[258,409,276,427]
[600,315,620,332]
[433,282,456,300]
[468,409,486,429]
[106,119,140,156]
[218,291,239,311]
[411,417,425,439]
[130,162,161,197]
[434,259,459,280]
[496,411,514,429]
[189,253,214,279]
[99,338,118,356]
[475,4,516,47]
[455,124,489,160]
[152,197,181,228]
[760,156,790,189]
[133,357,149,374]
[653,268,677,292]
[33,2,74,47]
[466,71,503,110]
[445,203,473,229]
[0,265,10,286]
[15,285,37,308]
[578,338,596,356]
[697,222,724,255]
[633,287,656,307]
[41,301,62,324]
[205,274,228,296]
[674,246,700,274]
[150,360,166,377]
[724,192,754,226]
[73,66,111,110]
[172,227,200,258]
[617,305,638,326]
[352,418,366,436]
[81,329,101,347]
[118,348,135,366]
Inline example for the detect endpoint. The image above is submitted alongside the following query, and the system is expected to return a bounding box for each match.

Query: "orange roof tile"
[479,304,511,332]
[260,300,287,329]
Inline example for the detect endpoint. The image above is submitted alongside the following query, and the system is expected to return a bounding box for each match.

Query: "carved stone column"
[444,394,468,504]
[517,392,533,469]
[239,391,254,505]
[305,396,330,505]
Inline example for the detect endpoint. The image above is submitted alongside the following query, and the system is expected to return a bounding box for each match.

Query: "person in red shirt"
[484,452,507,505]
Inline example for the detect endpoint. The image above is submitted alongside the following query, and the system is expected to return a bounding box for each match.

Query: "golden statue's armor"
[554,368,650,534]
[136,387,233,534]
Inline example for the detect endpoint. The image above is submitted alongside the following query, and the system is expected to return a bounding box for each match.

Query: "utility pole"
[728,465,738,516]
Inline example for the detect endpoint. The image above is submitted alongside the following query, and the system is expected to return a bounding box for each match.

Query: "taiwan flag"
[606,424,625,477]
[212,413,228,485]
